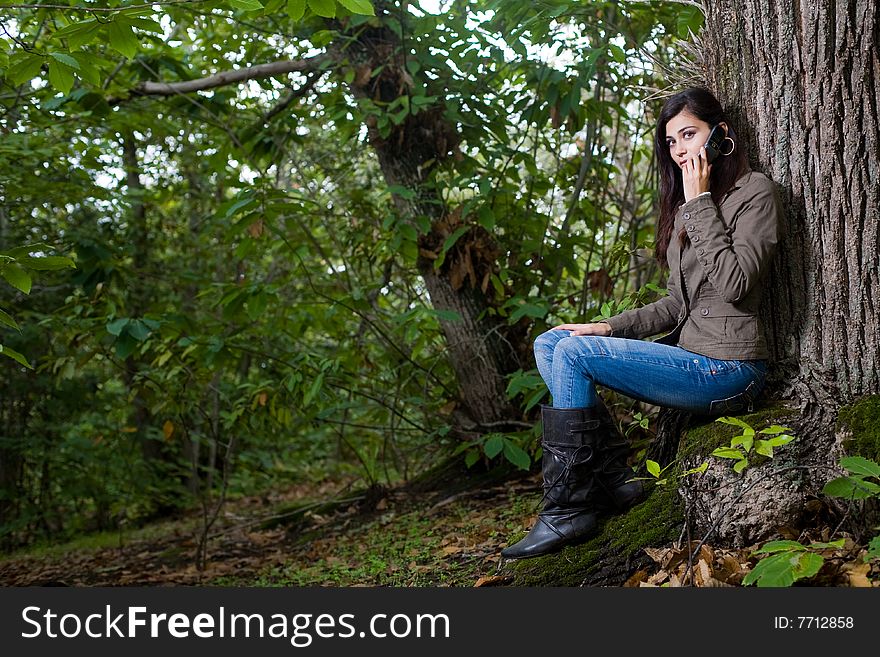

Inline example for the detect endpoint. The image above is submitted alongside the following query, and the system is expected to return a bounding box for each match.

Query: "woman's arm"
[680,176,781,304]
[602,266,683,339]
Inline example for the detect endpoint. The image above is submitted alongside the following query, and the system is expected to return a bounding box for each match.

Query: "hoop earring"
[720,136,736,156]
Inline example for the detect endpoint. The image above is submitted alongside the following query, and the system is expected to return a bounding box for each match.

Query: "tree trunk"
[338,14,523,428]
[676,0,880,546]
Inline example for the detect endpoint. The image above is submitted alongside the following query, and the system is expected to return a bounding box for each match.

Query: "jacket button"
[700,308,709,316]
[698,248,705,255]
[687,224,695,232]
[684,213,691,219]
[692,236,700,242]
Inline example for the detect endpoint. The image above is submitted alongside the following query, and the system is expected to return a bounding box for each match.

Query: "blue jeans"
[534,330,767,415]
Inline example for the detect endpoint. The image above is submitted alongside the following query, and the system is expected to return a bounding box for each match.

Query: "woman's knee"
[534,329,565,357]
[552,335,605,367]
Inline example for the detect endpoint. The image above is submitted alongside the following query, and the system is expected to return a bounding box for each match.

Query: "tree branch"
[125,56,331,99]
[1,1,213,11]
[262,71,323,123]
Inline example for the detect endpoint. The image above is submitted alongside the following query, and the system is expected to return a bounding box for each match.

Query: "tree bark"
[675,0,880,546]
[704,0,879,401]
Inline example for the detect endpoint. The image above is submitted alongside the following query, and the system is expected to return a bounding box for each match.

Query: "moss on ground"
[837,395,880,462]
[505,484,682,586]
[678,402,799,463]
[503,402,808,586]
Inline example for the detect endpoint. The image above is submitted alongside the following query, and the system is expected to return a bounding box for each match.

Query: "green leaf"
[715,416,751,430]
[711,447,744,460]
[483,434,503,459]
[792,551,824,580]
[2,243,53,258]
[107,20,140,59]
[0,343,32,369]
[49,52,80,70]
[303,372,324,405]
[731,434,754,453]
[758,425,792,435]
[286,0,307,20]
[807,538,846,550]
[54,20,102,50]
[503,441,531,470]
[464,449,480,469]
[6,54,44,86]
[1,264,32,294]
[114,333,138,360]
[508,302,548,324]
[681,461,709,477]
[223,196,256,219]
[742,553,796,587]
[646,460,660,478]
[840,456,880,479]
[478,205,495,230]
[106,318,129,336]
[762,434,796,448]
[733,458,749,473]
[866,535,880,561]
[755,540,806,554]
[124,16,164,33]
[127,319,152,341]
[822,475,880,500]
[70,59,101,87]
[523,387,547,413]
[47,60,75,94]
[229,0,264,9]
[17,255,76,271]
[753,440,773,457]
[308,0,336,18]
[338,0,375,14]
[429,309,462,323]
[440,226,469,257]
[0,308,20,331]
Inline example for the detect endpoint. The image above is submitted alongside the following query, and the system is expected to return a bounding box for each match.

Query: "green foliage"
[0,0,701,548]
[454,430,536,471]
[0,245,75,367]
[632,458,707,487]
[742,539,844,587]
[822,456,880,499]
[710,417,796,474]
[822,455,880,567]
[745,454,880,587]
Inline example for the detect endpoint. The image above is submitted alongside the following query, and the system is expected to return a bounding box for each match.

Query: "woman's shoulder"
[725,170,779,209]
[734,169,778,194]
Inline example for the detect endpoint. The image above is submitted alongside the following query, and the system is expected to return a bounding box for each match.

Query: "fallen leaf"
[843,562,872,587]
[624,570,648,587]
[474,575,509,587]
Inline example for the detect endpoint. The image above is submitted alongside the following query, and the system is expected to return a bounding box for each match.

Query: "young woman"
[502,87,781,560]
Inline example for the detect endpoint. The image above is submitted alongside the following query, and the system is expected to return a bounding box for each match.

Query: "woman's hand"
[552,322,612,337]
[682,146,712,202]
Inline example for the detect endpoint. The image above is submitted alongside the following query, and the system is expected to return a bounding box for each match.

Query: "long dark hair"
[654,87,749,268]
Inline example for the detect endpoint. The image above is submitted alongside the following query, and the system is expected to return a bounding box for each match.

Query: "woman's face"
[664,110,725,170]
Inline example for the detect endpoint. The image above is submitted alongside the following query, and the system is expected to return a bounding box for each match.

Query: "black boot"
[588,402,649,514]
[501,406,601,560]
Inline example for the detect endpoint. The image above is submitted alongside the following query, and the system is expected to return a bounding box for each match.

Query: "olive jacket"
[605,170,781,360]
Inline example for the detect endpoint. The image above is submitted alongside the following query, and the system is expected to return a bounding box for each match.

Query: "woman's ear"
[719,121,729,135]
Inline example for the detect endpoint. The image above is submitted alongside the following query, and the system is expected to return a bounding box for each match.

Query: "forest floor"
[1,470,878,587]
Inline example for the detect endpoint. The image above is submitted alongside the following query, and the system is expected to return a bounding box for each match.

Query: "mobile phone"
[703,124,726,163]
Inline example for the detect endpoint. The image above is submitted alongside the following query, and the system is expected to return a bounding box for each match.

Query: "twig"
[686,464,840,568]
[1,1,214,12]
